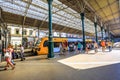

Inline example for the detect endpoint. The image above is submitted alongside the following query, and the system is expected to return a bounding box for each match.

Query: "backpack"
[101,41,105,47]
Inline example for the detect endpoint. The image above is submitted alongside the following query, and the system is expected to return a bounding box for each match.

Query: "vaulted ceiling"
[59,0,120,37]
[0,0,120,37]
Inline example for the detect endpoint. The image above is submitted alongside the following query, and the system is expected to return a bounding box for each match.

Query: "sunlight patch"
[58,60,120,70]
[57,53,120,70]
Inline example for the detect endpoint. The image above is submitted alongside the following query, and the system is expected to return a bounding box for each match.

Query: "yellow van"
[33,37,67,55]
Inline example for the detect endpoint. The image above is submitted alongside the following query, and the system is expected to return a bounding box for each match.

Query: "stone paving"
[0,48,120,80]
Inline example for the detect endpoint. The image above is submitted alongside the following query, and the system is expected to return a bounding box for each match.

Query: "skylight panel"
[27,9,47,17]
[68,7,77,13]
[53,14,65,20]
[32,0,48,10]
[0,2,26,12]
[52,6,59,12]
[2,7,25,16]
[26,13,45,20]
[0,0,96,34]
[29,5,48,15]
[53,0,62,4]
[13,0,27,7]
[54,0,68,8]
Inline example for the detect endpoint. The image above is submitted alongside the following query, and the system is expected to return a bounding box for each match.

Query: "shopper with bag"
[4,48,15,70]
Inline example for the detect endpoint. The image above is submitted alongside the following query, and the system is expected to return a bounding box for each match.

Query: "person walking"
[59,43,63,55]
[4,48,15,70]
[77,42,83,53]
[7,46,16,65]
[100,40,106,52]
[86,43,89,54]
[107,41,112,52]
[93,41,98,53]
[20,44,25,61]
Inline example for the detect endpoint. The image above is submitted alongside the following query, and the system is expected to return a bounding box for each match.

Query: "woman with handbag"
[4,48,15,70]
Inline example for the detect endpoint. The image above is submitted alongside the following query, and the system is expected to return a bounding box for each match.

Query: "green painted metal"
[101,27,104,40]
[104,29,107,38]
[22,26,23,45]
[48,0,54,58]
[107,27,111,40]
[94,22,98,43]
[80,13,86,50]
[38,26,39,39]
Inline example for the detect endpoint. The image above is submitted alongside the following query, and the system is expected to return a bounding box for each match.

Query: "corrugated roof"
[3,0,119,37]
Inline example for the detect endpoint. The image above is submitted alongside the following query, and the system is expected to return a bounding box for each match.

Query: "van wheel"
[34,51,37,56]
[31,49,34,56]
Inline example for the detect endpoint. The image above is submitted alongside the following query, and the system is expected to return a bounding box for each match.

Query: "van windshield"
[35,39,41,46]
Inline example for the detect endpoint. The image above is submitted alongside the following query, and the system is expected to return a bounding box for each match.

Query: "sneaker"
[4,68,7,70]
[13,63,16,65]
[12,66,15,70]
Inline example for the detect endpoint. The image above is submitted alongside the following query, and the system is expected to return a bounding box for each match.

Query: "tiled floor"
[0,48,120,80]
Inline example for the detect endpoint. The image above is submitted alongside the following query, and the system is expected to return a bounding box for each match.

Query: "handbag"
[4,52,10,58]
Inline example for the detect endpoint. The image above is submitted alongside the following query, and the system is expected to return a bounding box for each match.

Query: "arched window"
[23,29,27,35]
[15,29,19,34]
[29,30,33,35]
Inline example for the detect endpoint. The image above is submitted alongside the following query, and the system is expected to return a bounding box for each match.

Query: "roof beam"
[101,10,119,20]
[109,23,120,27]
[108,0,117,24]
[105,17,120,23]
[33,19,37,27]
[0,8,7,28]
[75,0,86,13]
[22,0,32,27]
[110,27,120,31]
[60,27,68,32]
[118,0,120,23]
[94,0,108,23]
[37,5,69,30]
[95,0,117,13]
[1,0,82,32]
[83,0,101,22]
[45,0,80,18]
[38,16,48,29]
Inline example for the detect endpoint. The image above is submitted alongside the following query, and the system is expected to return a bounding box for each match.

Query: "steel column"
[101,27,104,40]
[94,22,98,43]
[48,0,54,58]
[22,26,24,45]
[38,26,39,39]
[108,27,111,40]
[104,29,107,38]
[80,13,86,50]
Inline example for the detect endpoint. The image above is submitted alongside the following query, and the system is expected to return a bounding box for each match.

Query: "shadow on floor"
[0,50,120,80]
